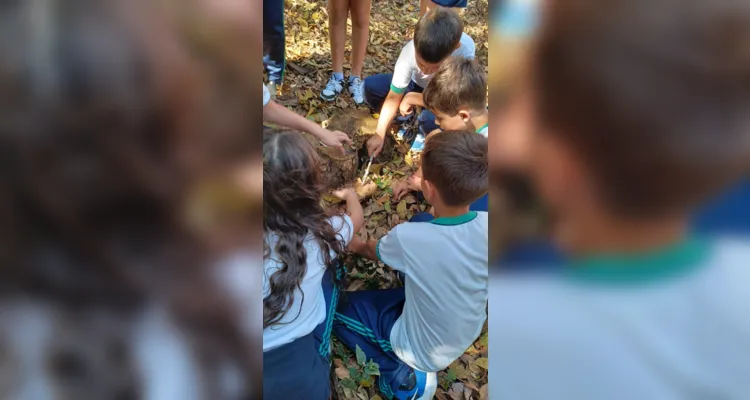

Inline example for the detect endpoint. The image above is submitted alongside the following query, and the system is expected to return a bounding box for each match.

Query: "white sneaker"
[321,75,344,101]
[348,77,365,105]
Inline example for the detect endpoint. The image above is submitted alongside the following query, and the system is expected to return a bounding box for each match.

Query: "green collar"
[565,238,710,284]
[430,211,478,226]
[476,123,488,133]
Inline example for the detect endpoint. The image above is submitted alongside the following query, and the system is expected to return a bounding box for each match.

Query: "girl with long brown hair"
[262,132,364,399]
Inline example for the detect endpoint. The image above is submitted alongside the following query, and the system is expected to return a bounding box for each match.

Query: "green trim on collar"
[390,84,406,94]
[429,211,478,226]
[565,238,710,284]
[476,123,488,133]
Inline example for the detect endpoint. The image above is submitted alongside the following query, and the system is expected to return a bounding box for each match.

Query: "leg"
[418,109,439,136]
[263,333,331,400]
[408,212,434,223]
[313,264,345,361]
[349,0,371,79]
[363,74,395,111]
[470,193,489,212]
[332,288,423,399]
[328,0,349,77]
[263,0,285,84]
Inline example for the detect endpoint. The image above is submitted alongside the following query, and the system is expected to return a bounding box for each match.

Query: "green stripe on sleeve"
[390,84,406,94]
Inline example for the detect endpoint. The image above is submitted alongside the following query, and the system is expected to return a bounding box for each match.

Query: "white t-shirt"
[263,84,271,106]
[391,33,476,92]
[378,211,488,372]
[263,215,354,351]
[490,237,750,400]
[477,123,488,138]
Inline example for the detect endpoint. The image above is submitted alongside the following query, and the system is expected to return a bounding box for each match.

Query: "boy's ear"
[458,110,472,122]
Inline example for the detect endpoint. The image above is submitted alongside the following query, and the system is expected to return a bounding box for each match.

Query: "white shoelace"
[350,78,364,99]
[324,77,342,95]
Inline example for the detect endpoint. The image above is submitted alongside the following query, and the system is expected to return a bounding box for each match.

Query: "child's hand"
[332,187,358,201]
[367,135,384,158]
[406,174,422,191]
[319,129,352,150]
[399,93,420,116]
[392,180,411,201]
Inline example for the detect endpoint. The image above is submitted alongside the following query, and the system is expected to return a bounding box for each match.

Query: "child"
[335,131,488,399]
[491,0,750,398]
[263,131,364,399]
[264,84,352,150]
[320,0,370,104]
[421,0,468,18]
[0,0,259,397]
[392,56,489,213]
[365,7,476,157]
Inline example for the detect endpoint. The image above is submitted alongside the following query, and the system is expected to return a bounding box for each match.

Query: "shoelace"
[350,79,363,97]
[325,77,341,94]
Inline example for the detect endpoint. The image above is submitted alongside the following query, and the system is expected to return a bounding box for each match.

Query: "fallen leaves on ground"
[274,0,488,398]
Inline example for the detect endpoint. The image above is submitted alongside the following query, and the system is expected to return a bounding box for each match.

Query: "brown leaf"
[397,200,407,220]
[335,366,350,379]
[475,357,489,370]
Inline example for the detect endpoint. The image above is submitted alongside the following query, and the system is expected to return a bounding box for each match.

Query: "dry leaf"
[335,367,351,379]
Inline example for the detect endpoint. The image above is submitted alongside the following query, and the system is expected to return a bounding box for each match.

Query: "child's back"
[491,0,750,397]
[492,237,750,399]
[381,210,488,371]
[378,131,489,371]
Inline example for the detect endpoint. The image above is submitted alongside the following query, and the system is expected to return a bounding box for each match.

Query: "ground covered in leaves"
[274,0,488,398]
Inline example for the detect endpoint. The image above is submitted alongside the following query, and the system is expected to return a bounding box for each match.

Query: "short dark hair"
[423,56,487,115]
[534,0,750,217]
[422,131,488,206]
[414,7,464,64]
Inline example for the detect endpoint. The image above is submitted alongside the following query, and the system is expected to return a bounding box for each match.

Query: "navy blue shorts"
[432,0,468,8]
[263,266,341,400]
[328,283,417,399]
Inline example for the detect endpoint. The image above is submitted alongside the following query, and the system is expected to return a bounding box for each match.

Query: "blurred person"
[263,0,285,96]
[262,132,364,399]
[365,8,475,157]
[491,1,750,400]
[342,131,488,400]
[0,0,262,398]
[264,84,352,150]
[392,56,489,218]
[320,0,371,105]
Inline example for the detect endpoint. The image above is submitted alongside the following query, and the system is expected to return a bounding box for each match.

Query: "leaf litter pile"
[274,0,488,398]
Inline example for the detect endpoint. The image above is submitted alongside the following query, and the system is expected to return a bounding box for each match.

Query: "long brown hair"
[0,0,259,397]
[263,132,346,328]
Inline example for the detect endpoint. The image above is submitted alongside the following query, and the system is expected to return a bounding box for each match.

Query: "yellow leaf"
[312,11,321,20]
[475,357,489,369]
[384,202,391,213]
[404,154,413,166]
[297,17,308,28]
[371,396,383,400]
[397,200,407,220]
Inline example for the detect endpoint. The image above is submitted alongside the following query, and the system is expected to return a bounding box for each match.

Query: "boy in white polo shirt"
[392,56,489,214]
[365,8,476,157]
[335,131,488,400]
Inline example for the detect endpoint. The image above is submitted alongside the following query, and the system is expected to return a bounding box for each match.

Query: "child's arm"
[264,100,351,149]
[367,90,404,157]
[399,92,424,116]
[332,188,364,235]
[348,237,379,260]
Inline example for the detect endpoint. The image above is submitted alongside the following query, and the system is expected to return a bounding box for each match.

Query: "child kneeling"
[334,131,488,399]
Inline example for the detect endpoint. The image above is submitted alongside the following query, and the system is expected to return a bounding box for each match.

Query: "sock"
[349,75,361,82]
[332,72,344,81]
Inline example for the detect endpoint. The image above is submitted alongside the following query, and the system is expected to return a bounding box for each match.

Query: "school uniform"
[331,211,488,399]
[409,124,489,223]
[363,33,476,136]
[263,0,285,85]
[263,215,354,400]
[490,236,750,399]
